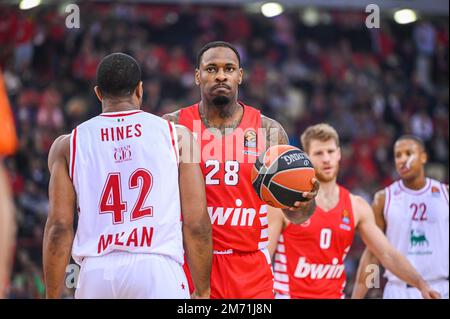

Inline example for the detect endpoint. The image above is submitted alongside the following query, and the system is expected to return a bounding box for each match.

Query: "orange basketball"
[251,145,315,209]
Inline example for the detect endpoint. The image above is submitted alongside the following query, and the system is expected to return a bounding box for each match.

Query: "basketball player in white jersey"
[352,135,448,299]
[43,53,212,299]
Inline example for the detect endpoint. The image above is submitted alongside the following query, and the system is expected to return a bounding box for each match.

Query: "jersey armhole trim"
[167,120,179,166]
[440,183,449,204]
[383,186,391,221]
[69,127,78,181]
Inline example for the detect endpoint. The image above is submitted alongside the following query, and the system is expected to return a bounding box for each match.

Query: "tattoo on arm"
[261,115,289,149]
[162,110,180,124]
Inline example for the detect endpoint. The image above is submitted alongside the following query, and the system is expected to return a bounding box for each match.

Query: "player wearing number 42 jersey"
[353,135,449,299]
[43,53,212,299]
[164,41,318,299]
[269,124,440,299]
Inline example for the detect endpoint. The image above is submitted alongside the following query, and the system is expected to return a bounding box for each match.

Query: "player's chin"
[315,171,334,183]
[398,171,413,180]
[211,94,231,107]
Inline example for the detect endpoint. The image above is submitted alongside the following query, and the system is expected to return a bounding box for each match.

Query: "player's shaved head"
[96,52,141,98]
[395,135,426,152]
[196,41,241,68]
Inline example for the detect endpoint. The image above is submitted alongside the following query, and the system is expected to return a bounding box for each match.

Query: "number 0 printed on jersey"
[320,228,332,249]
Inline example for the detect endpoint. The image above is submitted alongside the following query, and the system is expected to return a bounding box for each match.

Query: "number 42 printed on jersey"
[99,168,153,224]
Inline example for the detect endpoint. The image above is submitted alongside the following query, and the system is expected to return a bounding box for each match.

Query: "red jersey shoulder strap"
[338,185,351,205]
[239,103,262,130]
[337,185,355,229]
[178,103,200,131]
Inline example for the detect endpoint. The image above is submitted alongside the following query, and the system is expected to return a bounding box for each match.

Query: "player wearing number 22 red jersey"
[164,41,318,299]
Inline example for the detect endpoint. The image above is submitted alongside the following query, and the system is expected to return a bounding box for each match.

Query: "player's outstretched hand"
[287,178,320,212]
[420,285,441,299]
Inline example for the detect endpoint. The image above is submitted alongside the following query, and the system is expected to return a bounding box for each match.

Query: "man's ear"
[136,81,143,100]
[94,86,103,102]
[420,150,428,165]
[195,69,200,85]
[238,68,243,85]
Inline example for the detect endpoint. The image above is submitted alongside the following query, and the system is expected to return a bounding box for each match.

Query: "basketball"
[251,145,315,209]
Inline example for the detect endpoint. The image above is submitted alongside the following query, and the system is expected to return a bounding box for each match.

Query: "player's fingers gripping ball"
[251,145,316,209]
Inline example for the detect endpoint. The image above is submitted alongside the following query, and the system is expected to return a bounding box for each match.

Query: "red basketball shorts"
[210,248,274,299]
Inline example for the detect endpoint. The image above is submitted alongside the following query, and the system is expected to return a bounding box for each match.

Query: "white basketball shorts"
[74,251,190,299]
[383,279,449,299]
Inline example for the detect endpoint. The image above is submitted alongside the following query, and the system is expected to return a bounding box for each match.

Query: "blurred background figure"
[0,67,18,298]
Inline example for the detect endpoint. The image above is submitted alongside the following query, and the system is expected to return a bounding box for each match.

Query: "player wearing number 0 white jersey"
[43,53,212,299]
[353,135,449,299]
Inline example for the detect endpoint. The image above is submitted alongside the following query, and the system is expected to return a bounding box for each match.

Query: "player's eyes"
[226,67,235,72]
[206,67,216,72]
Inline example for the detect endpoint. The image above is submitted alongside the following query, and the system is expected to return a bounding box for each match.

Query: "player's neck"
[199,100,243,132]
[316,179,339,212]
[402,173,427,190]
[101,100,139,113]
[317,179,339,201]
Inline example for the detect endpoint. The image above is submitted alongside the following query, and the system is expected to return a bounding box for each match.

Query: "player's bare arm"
[162,110,181,125]
[177,125,212,299]
[353,194,441,299]
[262,115,319,224]
[43,134,76,299]
[0,161,16,298]
[352,190,386,298]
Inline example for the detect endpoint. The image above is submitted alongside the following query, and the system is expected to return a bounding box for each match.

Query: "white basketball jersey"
[383,178,449,282]
[70,110,183,265]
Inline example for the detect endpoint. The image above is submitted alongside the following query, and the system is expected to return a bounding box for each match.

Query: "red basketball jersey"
[274,185,355,299]
[178,102,268,252]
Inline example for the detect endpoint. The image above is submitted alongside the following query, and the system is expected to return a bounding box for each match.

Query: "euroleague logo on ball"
[251,145,316,209]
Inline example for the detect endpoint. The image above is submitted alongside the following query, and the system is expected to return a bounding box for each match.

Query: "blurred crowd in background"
[0,3,448,298]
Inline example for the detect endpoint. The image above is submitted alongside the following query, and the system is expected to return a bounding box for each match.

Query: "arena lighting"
[302,7,320,27]
[19,0,41,10]
[261,2,284,18]
[394,9,417,24]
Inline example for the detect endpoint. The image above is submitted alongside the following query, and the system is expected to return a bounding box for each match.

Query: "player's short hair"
[196,41,241,68]
[300,123,340,153]
[395,135,426,151]
[96,52,141,98]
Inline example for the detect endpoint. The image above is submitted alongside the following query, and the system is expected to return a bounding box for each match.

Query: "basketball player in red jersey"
[163,41,319,299]
[44,53,212,299]
[0,68,18,298]
[268,123,440,299]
